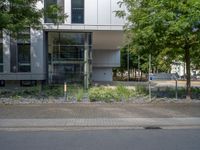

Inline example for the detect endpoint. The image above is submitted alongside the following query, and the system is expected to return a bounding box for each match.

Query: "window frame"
[0,30,3,72]
[17,43,31,73]
[71,0,84,24]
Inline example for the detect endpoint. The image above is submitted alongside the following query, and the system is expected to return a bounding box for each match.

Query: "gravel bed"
[0,96,199,105]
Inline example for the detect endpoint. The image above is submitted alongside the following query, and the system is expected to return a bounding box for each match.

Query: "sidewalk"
[0,103,200,129]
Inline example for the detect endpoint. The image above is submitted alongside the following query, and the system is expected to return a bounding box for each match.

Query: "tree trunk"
[185,47,191,99]
[140,71,143,81]
[134,68,137,79]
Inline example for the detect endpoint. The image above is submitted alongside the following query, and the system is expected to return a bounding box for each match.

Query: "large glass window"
[44,0,57,23]
[10,28,31,72]
[44,0,64,23]
[72,0,84,24]
[0,44,3,72]
[52,64,84,83]
[18,44,31,72]
[60,33,85,45]
[0,30,2,39]
[17,28,30,43]
[0,30,3,72]
[48,32,91,84]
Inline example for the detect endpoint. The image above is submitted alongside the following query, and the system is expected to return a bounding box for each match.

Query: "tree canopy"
[116,0,200,98]
[0,0,67,33]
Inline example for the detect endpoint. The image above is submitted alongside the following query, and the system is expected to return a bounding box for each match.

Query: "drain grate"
[144,126,162,130]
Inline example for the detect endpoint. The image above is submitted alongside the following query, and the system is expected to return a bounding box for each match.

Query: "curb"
[1,118,200,129]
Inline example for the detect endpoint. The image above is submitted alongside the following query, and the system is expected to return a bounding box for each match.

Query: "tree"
[0,0,67,33]
[116,0,200,99]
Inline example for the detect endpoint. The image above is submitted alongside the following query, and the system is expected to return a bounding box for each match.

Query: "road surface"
[0,129,200,150]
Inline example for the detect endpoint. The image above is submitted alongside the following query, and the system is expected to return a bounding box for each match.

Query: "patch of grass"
[0,86,40,99]
[42,85,63,97]
[0,84,85,101]
[89,85,137,102]
[135,85,148,95]
[76,88,84,102]
[89,86,114,102]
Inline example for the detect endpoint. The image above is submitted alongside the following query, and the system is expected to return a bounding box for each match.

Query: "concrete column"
[3,30,11,74]
[84,33,90,90]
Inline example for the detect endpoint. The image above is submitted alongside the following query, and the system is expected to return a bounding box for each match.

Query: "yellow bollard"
[64,82,67,101]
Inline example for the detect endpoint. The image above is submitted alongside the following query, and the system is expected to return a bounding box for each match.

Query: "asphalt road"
[0,129,200,150]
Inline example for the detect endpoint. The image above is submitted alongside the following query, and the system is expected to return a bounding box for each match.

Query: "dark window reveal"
[0,44,3,72]
[0,30,3,72]
[44,0,57,23]
[10,28,31,72]
[72,0,84,23]
[18,44,31,72]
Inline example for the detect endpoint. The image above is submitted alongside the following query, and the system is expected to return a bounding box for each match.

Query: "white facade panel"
[65,0,71,24]
[97,0,111,25]
[85,0,98,25]
[2,31,10,73]
[31,29,45,76]
[111,0,125,25]
[92,68,113,81]
[71,25,85,30]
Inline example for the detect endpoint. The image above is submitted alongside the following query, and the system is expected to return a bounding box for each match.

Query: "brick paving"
[0,103,200,129]
[0,103,200,119]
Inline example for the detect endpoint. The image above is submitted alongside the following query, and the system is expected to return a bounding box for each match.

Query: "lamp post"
[149,54,151,101]
[138,55,140,82]
[127,44,130,81]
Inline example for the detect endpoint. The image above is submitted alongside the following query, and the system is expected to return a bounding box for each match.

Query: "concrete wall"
[93,50,120,67]
[30,29,46,80]
[92,67,113,81]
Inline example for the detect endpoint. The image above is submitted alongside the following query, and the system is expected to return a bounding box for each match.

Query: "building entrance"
[47,32,91,85]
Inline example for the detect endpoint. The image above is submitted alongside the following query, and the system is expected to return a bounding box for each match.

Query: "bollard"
[64,82,67,101]
[175,79,178,100]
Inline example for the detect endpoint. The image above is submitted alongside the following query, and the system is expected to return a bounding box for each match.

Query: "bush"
[89,87,114,102]
[135,85,148,95]
[89,85,136,102]
[0,84,85,100]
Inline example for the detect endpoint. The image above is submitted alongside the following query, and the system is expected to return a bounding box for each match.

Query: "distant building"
[171,61,185,77]
[0,0,126,87]
[171,61,200,79]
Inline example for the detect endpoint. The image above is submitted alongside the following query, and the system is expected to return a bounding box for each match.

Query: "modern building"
[0,0,125,88]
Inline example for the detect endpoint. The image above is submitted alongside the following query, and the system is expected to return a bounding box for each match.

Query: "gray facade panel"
[92,67,113,81]
[93,49,120,67]
[0,73,46,80]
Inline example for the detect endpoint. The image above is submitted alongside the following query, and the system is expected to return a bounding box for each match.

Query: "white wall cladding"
[111,0,125,25]
[31,29,46,79]
[2,31,10,74]
[86,0,124,26]
[65,0,71,24]
[85,0,98,25]
[58,0,125,27]
[97,0,111,25]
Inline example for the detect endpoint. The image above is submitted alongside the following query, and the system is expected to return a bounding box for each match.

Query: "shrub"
[89,85,137,102]
[135,85,148,95]
[89,87,114,102]
[76,88,84,102]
